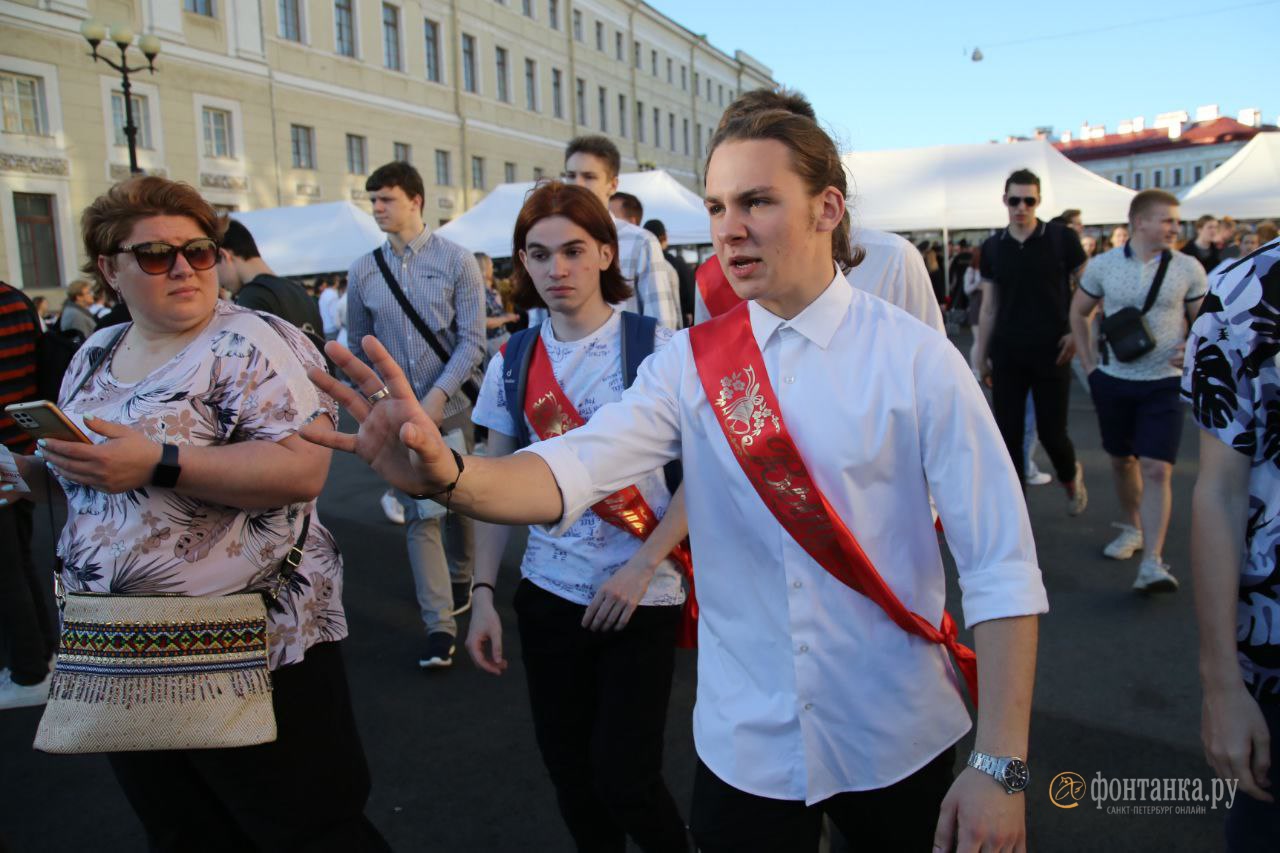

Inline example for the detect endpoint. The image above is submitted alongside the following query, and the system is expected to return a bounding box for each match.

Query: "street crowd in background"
[0,85,1277,853]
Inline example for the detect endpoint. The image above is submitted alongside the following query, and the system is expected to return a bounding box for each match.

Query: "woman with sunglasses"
[2,176,388,851]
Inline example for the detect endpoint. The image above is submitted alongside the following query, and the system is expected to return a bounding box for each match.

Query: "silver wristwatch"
[967,750,1030,794]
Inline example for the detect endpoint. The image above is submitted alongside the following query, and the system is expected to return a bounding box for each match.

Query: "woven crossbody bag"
[32,329,307,754]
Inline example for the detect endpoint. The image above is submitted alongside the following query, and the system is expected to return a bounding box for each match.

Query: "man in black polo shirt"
[975,168,1089,513]
[217,219,326,350]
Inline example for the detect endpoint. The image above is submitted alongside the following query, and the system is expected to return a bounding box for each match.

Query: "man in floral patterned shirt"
[1184,238,1280,849]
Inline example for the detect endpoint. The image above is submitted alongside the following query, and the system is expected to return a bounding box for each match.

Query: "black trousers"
[513,579,689,853]
[0,501,56,684]
[690,749,956,853]
[991,342,1078,484]
[107,641,389,853]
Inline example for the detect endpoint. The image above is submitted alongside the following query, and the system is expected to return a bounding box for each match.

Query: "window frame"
[346,132,368,175]
[471,155,486,190]
[394,141,412,163]
[495,46,510,103]
[435,148,452,185]
[201,106,234,159]
[424,18,442,83]
[461,33,478,93]
[290,123,317,170]
[0,70,48,136]
[382,3,403,71]
[524,57,538,111]
[277,0,305,42]
[334,0,358,58]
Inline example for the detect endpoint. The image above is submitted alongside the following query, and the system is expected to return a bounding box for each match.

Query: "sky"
[647,0,1279,153]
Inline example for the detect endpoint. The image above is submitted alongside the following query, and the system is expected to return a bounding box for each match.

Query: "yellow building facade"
[0,0,774,292]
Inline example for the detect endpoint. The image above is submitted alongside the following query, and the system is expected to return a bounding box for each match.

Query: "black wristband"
[150,442,181,489]
[472,582,496,595]
[409,448,464,501]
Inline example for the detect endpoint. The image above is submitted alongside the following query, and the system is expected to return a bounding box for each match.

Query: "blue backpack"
[501,311,682,492]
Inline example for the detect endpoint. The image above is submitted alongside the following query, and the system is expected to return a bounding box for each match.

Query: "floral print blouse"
[55,301,345,669]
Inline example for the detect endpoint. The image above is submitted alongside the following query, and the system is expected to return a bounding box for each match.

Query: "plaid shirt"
[347,226,486,420]
[528,217,681,330]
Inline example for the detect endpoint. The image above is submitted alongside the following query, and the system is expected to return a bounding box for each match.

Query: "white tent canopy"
[435,169,710,257]
[231,201,384,276]
[1179,132,1280,220]
[841,139,1137,232]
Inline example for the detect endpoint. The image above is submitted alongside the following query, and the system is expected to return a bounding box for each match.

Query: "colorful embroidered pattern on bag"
[58,619,268,663]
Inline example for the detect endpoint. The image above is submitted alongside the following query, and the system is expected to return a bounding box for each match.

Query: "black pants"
[513,579,689,853]
[991,343,1078,484]
[107,641,389,853]
[0,501,56,684]
[690,749,956,853]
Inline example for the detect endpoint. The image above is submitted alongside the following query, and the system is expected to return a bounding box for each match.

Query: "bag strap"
[501,327,539,448]
[266,513,311,601]
[370,248,478,403]
[65,325,127,405]
[1140,250,1172,315]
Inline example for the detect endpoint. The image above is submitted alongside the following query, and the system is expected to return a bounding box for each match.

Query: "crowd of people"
[0,83,1277,853]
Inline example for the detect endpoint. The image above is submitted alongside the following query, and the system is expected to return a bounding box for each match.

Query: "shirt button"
[798,643,809,654]
[792,580,802,589]
[803,702,814,711]
[784,376,796,384]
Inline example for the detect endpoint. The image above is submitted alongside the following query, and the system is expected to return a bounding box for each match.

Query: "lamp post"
[81,20,161,175]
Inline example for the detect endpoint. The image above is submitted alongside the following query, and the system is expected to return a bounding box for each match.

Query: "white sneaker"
[1024,461,1052,486]
[380,489,406,525]
[1103,523,1144,560]
[0,670,51,710]
[1133,557,1179,594]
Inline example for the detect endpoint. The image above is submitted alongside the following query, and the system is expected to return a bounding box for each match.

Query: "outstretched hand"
[301,336,460,498]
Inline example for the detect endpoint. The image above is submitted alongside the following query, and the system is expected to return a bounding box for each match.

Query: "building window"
[14,192,60,290]
[0,72,47,135]
[462,34,477,93]
[524,59,537,110]
[382,4,402,70]
[504,161,516,183]
[681,65,687,90]
[111,91,152,148]
[346,133,367,174]
[548,0,559,30]
[652,106,660,149]
[1173,167,1183,187]
[718,83,724,106]
[435,149,452,185]
[290,124,315,169]
[202,107,233,158]
[1133,172,1143,190]
[533,166,544,180]
[706,77,711,100]
[334,0,356,57]
[696,122,702,157]
[1153,169,1163,188]
[495,47,510,102]
[668,112,675,151]
[185,0,214,15]
[278,0,303,41]
[394,141,411,162]
[595,21,604,51]
[682,118,689,155]
[572,9,582,41]
[522,0,533,17]
[471,156,485,190]
[615,32,623,61]
[666,58,673,84]
[551,68,563,119]
[633,40,641,69]
[575,77,585,124]
[637,100,645,143]
[1114,174,1124,185]
[597,86,607,132]
[651,50,658,76]
[1193,165,1203,182]
[424,19,441,82]
[618,94,627,137]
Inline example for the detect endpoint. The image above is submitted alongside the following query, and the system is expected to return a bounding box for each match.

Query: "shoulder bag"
[1100,250,1171,364]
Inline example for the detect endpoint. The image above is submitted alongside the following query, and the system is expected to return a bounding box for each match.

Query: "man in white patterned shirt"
[1069,189,1207,593]
[561,136,680,330]
[346,161,486,669]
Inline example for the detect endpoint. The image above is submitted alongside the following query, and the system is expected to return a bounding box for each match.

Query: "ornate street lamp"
[81,19,161,175]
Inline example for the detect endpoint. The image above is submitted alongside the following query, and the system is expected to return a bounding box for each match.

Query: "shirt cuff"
[958,561,1049,629]
[517,438,596,536]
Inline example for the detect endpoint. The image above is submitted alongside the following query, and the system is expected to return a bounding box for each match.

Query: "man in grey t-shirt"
[1069,189,1207,593]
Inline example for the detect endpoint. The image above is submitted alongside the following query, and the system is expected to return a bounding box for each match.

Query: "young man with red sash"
[305,97,1046,852]
[465,181,692,853]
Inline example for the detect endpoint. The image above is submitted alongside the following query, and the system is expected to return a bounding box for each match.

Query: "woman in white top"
[466,181,690,853]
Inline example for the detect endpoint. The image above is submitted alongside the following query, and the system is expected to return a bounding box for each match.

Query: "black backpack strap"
[66,325,127,404]
[370,248,479,404]
[501,327,539,448]
[1140,250,1172,315]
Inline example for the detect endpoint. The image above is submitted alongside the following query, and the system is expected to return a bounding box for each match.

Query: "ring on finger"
[366,386,391,405]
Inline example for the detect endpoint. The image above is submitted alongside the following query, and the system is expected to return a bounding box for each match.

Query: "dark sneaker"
[452,582,472,617]
[419,632,456,669]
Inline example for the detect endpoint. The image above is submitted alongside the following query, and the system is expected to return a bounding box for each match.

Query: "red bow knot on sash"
[695,256,745,320]
[523,339,699,648]
[688,302,979,707]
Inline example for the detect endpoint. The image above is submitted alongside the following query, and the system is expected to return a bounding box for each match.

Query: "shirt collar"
[387,224,432,258]
[1002,219,1045,243]
[747,268,851,351]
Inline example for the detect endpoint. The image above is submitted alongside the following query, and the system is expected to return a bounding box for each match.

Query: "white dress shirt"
[692,228,945,334]
[318,286,341,335]
[525,272,1047,803]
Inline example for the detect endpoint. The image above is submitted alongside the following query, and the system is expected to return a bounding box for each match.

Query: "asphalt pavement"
[0,336,1232,852]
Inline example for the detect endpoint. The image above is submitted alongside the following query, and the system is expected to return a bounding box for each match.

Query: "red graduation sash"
[695,256,745,319]
[688,302,978,706]
[524,337,698,647]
